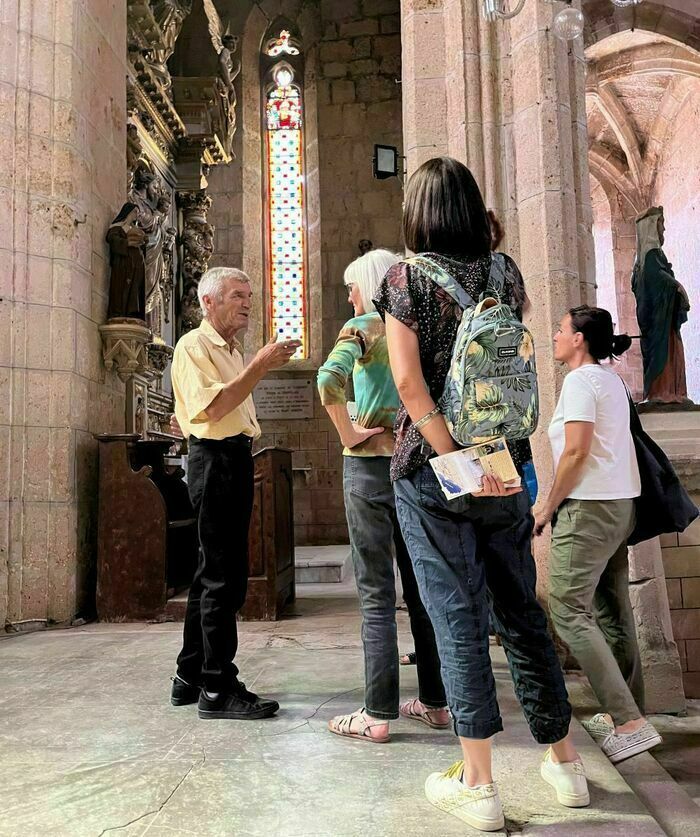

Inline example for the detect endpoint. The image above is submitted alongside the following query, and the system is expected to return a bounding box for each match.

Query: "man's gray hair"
[197,267,251,310]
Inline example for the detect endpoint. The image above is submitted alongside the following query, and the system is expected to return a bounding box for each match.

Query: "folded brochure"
[429,438,521,500]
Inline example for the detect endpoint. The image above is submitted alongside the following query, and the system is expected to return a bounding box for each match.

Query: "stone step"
[295,545,352,584]
[641,410,700,458]
[616,751,700,837]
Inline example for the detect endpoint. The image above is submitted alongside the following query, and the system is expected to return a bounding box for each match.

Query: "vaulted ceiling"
[585,29,700,215]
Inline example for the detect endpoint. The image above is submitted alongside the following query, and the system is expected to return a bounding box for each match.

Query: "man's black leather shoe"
[170,675,200,706]
[198,683,279,720]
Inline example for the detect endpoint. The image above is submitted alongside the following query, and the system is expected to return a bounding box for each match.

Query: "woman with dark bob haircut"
[374,157,587,832]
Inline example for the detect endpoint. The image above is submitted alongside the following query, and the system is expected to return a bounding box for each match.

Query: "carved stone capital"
[146,341,174,380]
[99,318,152,382]
[176,189,212,220]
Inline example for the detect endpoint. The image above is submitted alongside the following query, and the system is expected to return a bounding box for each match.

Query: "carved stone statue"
[143,0,193,93]
[127,167,174,336]
[126,123,142,180]
[203,0,239,150]
[632,206,691,404]
[129,167,160,235]
[106,203,147,320]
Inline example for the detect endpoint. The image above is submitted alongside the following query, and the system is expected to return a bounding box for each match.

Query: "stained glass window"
[265,63,306,358]
[266,29,300,57]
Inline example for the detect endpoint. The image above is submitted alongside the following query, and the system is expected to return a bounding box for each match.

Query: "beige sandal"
[399,698,451,729]
[328,708,390,743]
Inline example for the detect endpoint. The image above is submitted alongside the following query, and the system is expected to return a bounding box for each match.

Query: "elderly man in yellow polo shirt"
[169,266,300,720]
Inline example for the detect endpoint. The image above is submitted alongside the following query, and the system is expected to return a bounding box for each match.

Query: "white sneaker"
[582,713,613,743]
[540,748,590,808]
[601,722,662,764]
[424,761,504,832]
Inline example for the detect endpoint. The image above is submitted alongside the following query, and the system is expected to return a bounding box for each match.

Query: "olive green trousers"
[548,498,644,725]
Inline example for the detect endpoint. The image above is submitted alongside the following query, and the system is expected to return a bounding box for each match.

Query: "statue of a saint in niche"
[106,203,147,320]
[632,206,691,404]
[127,167,173,335]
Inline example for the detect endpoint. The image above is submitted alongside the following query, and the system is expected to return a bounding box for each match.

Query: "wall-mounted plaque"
[254,378,314,420]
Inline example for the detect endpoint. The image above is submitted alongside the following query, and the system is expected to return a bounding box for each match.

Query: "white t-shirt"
[548,364,641,500]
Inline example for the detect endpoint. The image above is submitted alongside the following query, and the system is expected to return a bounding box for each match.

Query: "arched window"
[263,28,306,359]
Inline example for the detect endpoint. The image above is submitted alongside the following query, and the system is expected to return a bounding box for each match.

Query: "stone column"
[498,6,588,596]
[401,0,448,176]
[0,0,127,628]
[611,210,644,400]
[628,538,686,713]
[443,0,502,204]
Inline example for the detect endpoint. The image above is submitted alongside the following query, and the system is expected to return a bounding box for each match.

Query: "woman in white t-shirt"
[534,305,662,764]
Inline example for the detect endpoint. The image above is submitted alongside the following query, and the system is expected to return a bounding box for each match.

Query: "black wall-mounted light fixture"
[373,144,401,180]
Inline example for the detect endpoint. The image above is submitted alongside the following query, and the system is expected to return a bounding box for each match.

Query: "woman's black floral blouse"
[373,251,532,482]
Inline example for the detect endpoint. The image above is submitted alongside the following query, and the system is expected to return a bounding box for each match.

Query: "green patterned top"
[317,312,398,457]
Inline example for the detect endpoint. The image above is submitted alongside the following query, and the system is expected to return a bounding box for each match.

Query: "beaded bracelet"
[413,406,440,431]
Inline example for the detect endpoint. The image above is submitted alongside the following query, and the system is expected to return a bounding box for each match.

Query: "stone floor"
[1,582,697,837]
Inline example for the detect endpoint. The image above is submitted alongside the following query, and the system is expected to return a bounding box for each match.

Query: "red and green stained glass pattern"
[266,78,306,358]
[266,29,300,57]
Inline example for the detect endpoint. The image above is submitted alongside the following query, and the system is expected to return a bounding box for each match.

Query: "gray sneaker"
[600,722,662,764]
[582,713,613,743]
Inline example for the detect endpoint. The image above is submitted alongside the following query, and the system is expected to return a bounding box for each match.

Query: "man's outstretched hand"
[255,334,302,371]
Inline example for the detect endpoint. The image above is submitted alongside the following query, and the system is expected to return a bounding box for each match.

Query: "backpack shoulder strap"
[484,252,507,300]
[404,255,476,310]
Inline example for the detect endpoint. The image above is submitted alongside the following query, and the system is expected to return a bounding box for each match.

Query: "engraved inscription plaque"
[254,378,314,420]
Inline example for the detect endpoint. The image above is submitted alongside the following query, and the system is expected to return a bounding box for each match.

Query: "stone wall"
[0,0,126,629]
[208,0,403,546]
[591,177,618,326]
[659,466,700,698]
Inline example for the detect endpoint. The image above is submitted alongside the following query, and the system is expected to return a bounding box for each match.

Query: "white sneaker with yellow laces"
[540,748,590,807]
[424,761,504,832]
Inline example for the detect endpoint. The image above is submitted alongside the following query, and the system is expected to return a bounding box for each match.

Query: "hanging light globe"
[552,6,585,41]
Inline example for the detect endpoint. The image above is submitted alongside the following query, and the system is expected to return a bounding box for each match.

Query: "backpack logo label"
[498,346,517,358]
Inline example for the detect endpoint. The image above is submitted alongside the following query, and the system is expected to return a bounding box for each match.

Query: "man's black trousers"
[176,435,254,692]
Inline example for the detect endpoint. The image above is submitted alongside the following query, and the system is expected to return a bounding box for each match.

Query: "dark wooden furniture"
[241,447,296,621]
[95,436,294,622]
[95,434,197,621]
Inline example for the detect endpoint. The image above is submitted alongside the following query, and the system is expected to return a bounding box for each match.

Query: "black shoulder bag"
[626,394,698,545]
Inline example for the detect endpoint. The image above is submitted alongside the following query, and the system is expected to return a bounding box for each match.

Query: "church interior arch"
[585,24,700,400]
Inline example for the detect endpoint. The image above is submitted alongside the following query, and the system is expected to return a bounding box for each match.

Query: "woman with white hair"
[317,249,448,743]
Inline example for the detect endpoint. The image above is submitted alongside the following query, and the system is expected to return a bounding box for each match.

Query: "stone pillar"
[443,0,502,204]
[611,209,645,400]
[401,0,448,176]
[502,5,591,596]
[0,0,127,628]
[628,538,686,713]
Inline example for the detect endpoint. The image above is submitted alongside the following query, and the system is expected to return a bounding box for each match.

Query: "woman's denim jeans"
[343,456,446,720]
[394,463,571,742]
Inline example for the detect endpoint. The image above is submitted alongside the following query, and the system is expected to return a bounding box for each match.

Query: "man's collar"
[201,318,243,353]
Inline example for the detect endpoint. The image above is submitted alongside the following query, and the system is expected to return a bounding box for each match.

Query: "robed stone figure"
[106,203,147,320]
[632,206,691,404]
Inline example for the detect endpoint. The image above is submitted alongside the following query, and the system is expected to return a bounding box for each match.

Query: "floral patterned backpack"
[404,253,539,446]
